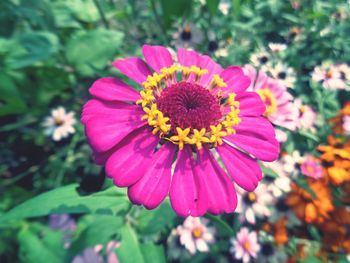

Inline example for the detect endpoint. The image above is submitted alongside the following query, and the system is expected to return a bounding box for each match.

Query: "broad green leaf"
[136,200,176,235]
[5,31,59,69]
[69,214,123,255]
[18,223,66,263]
[0,184,130,225]
[116,224,145,263]
[65,29,124,76]
[140,243,166,263]
[205,0,220,16]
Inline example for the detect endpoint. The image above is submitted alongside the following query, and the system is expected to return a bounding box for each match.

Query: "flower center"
[181,26,192,41]
[244,192,257,204]
[277,71,287,79]
[157,82,222,131]
[257,88,277,116]
[136,64,242,150]
[242,240,251,252]
[192,227,203,239]
[54,117,64,126]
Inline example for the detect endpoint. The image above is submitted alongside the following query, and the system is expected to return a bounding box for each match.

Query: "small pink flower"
[301,156,323,179]
[244,65,299,132]
[230,227,260,263]
[176,217,215,254]
[343,116,350,135]
[312,63,346,90]
[81,45,279,216]
[294,99,317,131]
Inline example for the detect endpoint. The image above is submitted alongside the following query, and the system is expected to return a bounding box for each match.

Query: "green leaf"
[65,29,124,76]
[5,31,59,69]
[0,72,27,116]
[69,214,123,255]
[298,130,319,142]
[205,214,234,236]
[205,0,220,16]
[0,184,130,225]
[160,0,192,28]
[116,224,145,263]
[18,223,66,263]
[140,243,166,263]
[260,164,279,178]
[136,200,176,235]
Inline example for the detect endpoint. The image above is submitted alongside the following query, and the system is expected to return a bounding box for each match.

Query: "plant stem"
[93,0,109,29]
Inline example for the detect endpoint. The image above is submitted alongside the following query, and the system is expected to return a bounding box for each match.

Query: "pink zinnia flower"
[244,65,299,132]
[300,156,323,179]
[230,227,260,263]
[176,217,215,254]
[81,45,279,216]
[294,98,317,131]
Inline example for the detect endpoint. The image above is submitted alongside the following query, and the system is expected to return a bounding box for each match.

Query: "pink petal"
[224,118,280,162]
[82,100,146,152]
[177,48,222,86]
[220,66,251,94]
[235,116,276,139]
[105,127,159,187]
[195,147,237,215]
[170,146,207,217]
[236,92,266,117]
[128,143,176,209]
[89,77,140,102]
[177,48,199,67]
[112,57,152,85]
[142,45,173,73]
[217,144,262,191]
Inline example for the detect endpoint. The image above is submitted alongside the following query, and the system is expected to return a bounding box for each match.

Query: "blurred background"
[0,0,350,262]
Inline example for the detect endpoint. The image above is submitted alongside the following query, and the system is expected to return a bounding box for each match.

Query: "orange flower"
[329,101,350,134]
[318,136,350,185]
[286,180,334,224]
[318,208,350,254]
[274,217,288,246]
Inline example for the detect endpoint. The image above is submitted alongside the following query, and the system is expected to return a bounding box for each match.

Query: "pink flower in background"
[72,241,120,263]
[301,156,323,179]
[230,227,260,263]
[176,217,215,254]
[244,65,299,132]
[312,63,346,90]
[81,45,279,217]
[343,116,350,135]
[294,99,317,131]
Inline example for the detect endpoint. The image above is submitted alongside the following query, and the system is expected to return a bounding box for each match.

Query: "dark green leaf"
[205,0,220,16]
[0,184,130,225]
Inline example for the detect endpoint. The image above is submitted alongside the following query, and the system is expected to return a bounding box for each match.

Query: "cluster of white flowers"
[312,63,350,90]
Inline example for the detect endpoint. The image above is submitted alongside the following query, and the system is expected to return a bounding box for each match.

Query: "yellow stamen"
[136,90,155,107]
[257,88,277,116]
[210,124,227,146]
[192,128,210,150]
[210,74,227,89]
[170,127,192,150]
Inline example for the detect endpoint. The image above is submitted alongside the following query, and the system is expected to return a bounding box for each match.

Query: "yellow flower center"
[192,227,203,239]
[257,88,277,116]
[136,65,242,150]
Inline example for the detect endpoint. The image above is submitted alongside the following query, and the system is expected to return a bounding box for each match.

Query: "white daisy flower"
[172,23,204,49]
[281,150,305,175]
[43,106,76,141]
[270,62,296,88]
[176,217,215,255]
[268,43,287,53]
[230,227,260,263]
[218,2,230,15]
[250,49,272,71]
[236,183,275,224]
[262,161,291,198]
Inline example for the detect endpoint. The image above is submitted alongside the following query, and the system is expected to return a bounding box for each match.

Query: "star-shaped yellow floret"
[136,90,155,107]
[170,127,192,150]
[151,111,170,136]
[141,104,159,125]
[227,93,240,108]
[192,128,210,150]
[210,124,227,146]
[211,74,227,88]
